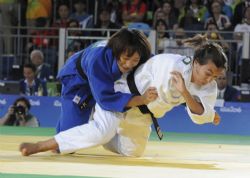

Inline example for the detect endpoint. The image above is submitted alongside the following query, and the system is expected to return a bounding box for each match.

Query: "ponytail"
[182,34,208,49]
[182,34,228,70]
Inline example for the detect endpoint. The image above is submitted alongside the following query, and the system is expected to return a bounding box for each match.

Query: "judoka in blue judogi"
[56,28,155,133]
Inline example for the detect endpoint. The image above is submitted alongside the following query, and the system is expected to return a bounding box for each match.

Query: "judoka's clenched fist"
[213,112,221,125]
[142,87,158,104]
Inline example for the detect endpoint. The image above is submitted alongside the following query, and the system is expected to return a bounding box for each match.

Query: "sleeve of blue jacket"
[84,47,133,112]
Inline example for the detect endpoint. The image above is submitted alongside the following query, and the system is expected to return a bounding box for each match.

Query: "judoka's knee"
[93,124,116,144]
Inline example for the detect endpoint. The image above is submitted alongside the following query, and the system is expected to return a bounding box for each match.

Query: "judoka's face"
[118,51,140,73]
[192,59,224,86]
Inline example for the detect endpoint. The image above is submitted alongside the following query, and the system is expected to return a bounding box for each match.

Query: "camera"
[13,106,26,115]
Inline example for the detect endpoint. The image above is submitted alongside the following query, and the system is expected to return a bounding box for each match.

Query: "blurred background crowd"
[0,0,250,99]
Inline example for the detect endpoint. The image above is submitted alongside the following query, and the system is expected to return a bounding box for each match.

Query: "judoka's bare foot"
[51,149,60,154]
[20,138,59,156]
[19,142,40,156]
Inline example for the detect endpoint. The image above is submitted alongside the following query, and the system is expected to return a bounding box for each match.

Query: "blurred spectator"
[233,6,250,67]
[67,19,85,58]
[154,19,170,53]
[20,63,48,96]
[183,0,207,23]
[205,21,229,50]
[233,0,250,27]
[152,9,166,28]
[162,0,178,29]
[0,97,39,127]
[50,3,71,73]
[204,1,231,30]
[216,70,241,101]
[52,3,70,28]
[70,0,93,29]
[0,0,18,54]
[148,0,164,11]
[164,28,194,56]
[204,0,233,22]
[30,49,53,81]
[173,0,187,22]
[153,0,178,29]
[27,17,58,76]
[92,6,121,37]
[140,0,158,24]
[27,17,55,52]
[107,0,123,26]
[26,0,52,32]
[179,8,204,31]
[233,6,250,51]
[122,0,147,26]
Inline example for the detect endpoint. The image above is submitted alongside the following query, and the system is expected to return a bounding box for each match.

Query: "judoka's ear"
[193,59,199,67]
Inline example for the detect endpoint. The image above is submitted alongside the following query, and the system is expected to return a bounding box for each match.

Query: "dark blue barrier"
[0,94,250,135]
[158,102,250,136]
[0,55,15,80]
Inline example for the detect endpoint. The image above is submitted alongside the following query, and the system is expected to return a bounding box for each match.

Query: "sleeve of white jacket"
[186,82,217,124]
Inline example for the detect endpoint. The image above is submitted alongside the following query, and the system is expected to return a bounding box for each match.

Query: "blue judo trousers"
[56,41,133,133]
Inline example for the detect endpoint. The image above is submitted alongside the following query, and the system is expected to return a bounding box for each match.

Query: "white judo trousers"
[55,53,218,156]
[55,82,152,156]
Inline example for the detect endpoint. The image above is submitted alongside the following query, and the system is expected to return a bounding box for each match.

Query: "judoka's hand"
[213,112,221,125]
[142,87,158,104]
[170,71,187,94]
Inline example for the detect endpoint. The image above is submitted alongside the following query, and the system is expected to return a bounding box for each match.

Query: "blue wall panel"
[0,94,250,135]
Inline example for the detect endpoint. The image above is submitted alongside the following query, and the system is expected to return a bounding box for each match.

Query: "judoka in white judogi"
[54,53,218,156]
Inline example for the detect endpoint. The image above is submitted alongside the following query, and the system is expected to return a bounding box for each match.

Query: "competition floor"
[1,126,250,178]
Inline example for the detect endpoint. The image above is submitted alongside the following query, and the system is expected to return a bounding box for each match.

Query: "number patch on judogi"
[182,56,192,65]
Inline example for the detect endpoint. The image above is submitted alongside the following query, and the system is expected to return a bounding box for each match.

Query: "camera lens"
[14,106,26,115]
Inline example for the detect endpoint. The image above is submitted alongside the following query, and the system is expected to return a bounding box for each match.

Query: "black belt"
[127,70,163,140]
[75,51,93,110]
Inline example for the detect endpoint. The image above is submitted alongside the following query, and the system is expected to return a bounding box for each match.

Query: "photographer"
[0,97,39,127]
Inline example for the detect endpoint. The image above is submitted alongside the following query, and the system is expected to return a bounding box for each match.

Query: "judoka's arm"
[126,87,158,107]
[171,71,218,124]
[171,71,204,115]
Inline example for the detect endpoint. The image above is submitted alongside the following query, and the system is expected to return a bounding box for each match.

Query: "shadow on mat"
[8,152,221,170]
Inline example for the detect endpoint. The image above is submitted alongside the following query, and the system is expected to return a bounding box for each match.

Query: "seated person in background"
[204,1,231,31]
[233,6,250,65]
[20,63,48,96]
[154,19,170,54]
[70,0,93,29]
[205,21,229,50]
[164,28,194,56]
[30,49,54,81]
[92,6,121,37]
[66,19,86,58]
[27,17,54,52]
[216,70,241,101]
[179,9,204,32]
[0,97,39,127]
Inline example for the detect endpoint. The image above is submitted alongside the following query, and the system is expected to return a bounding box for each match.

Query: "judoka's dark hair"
[107,28,151,66]
[182,34,228,70]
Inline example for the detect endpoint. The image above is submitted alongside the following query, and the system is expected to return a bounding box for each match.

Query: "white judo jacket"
[55,53,217,156]
[118,53,217,122]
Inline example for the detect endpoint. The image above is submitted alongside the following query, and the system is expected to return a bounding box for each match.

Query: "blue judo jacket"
[57,41,133,113]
